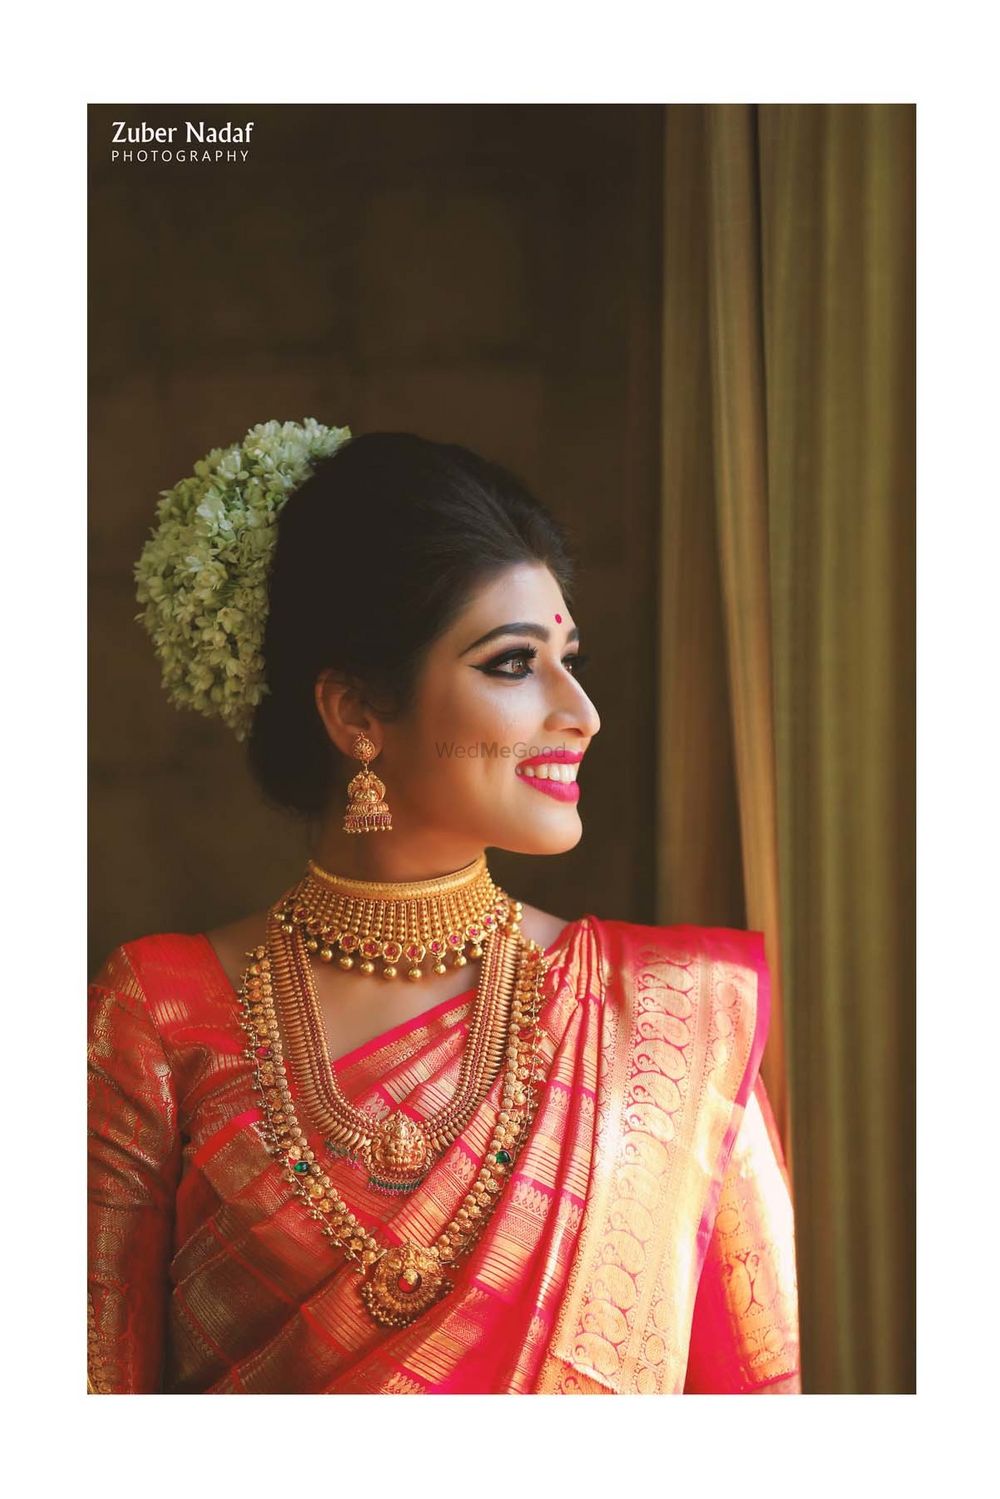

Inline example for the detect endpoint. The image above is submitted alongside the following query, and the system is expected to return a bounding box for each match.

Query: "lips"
[516,774,580,803]
[514,751,584,803]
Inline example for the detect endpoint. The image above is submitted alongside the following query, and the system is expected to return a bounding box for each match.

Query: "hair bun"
[133,418,352,740]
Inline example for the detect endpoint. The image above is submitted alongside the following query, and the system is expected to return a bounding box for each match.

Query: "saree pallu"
[88,915,800,1393]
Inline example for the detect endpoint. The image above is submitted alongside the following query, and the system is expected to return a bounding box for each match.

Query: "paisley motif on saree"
[88,916,799,1393]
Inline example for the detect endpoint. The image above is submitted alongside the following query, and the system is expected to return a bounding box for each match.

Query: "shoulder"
[588,917,767,980]
[589,919,772,1119]
[584,917,770,1047]
[89,925,254,1060]
[89,929,233,1010]
[518,902,576,951]
[203,910,269,992]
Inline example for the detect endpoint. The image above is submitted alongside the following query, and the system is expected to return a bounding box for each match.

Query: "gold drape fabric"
[658,104,915,1394]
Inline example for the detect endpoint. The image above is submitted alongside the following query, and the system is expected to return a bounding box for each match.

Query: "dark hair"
[247,431,576,819]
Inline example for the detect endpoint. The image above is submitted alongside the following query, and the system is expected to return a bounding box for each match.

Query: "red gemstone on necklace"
[255,1046,272,1059]
[397,1273,421,1294]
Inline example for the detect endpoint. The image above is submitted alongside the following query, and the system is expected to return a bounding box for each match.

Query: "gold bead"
[468,945,483,960]
[338,955,354,971]
[359,960,375,975]
[407,967,422,981]
[319,947,334,963]
[433,962,447,975]
[453,953,467,968]
[306,938,319,953]
[382,965,397,980]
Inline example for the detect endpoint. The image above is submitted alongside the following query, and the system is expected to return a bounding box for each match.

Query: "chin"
[493,811,584,858]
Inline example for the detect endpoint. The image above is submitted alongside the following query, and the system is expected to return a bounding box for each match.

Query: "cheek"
[444,748,519,802]
[405,668,546,797]
[419,671,529,742]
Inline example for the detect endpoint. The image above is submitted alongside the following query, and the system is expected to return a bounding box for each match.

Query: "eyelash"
[480,646,590,680]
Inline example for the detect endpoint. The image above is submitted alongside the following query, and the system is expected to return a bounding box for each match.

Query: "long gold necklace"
[276,891,524,1192]
[278,854,508,980]
[238,908,549,1329]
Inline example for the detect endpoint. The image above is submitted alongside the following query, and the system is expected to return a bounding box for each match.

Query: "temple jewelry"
[276,890,524,1193]
[237,908,549,1329]
[343,732,392,834]
[276,852,511,980]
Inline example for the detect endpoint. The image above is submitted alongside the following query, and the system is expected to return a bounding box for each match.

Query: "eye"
[477,647,590,680]
[479,647,538,678]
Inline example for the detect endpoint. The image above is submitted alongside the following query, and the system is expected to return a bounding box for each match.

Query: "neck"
[310,815,487,884]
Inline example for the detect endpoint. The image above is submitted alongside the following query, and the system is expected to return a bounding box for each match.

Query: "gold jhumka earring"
[343,732,392,834]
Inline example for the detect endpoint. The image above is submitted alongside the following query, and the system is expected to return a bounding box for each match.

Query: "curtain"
[658,103,915,1394]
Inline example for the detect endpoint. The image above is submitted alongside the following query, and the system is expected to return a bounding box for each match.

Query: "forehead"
[449,561,571,633]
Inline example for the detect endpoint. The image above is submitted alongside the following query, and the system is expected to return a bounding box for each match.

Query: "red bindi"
[554,613,562,623]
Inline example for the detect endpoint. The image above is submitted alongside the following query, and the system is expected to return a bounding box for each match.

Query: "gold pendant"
[362,1112,433,1194]
[360,1243,452,1327]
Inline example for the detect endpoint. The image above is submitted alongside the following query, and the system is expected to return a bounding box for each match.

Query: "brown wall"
[88,104,664,974]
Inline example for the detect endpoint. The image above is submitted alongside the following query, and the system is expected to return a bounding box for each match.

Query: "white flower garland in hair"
[134,417,352,741]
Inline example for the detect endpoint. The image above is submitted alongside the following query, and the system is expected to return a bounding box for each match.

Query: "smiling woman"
[88,425,800,1394]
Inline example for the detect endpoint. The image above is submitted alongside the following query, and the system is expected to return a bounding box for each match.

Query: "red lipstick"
[516,775,580,803]
[514,749,584,803]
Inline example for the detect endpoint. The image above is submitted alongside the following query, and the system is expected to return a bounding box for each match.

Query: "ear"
[314,670,381,759]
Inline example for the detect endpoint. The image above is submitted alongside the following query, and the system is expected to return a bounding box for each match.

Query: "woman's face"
[381,561,601,859]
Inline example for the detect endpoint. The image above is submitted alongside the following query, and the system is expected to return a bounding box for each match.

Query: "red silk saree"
[88,914,800,1394]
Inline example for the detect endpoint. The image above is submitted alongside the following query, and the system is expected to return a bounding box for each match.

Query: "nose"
[546,676,601,742]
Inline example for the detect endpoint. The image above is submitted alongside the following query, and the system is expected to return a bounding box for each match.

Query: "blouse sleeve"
[683,1074,801,1393]
[87,948,181,1393]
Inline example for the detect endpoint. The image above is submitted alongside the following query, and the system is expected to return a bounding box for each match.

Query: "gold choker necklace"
[275,853,513,981]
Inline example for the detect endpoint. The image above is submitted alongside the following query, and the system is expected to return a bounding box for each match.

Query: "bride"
[87,422,800,1394]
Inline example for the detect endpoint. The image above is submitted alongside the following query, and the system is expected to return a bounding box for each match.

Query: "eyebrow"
[459,621,580,656]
